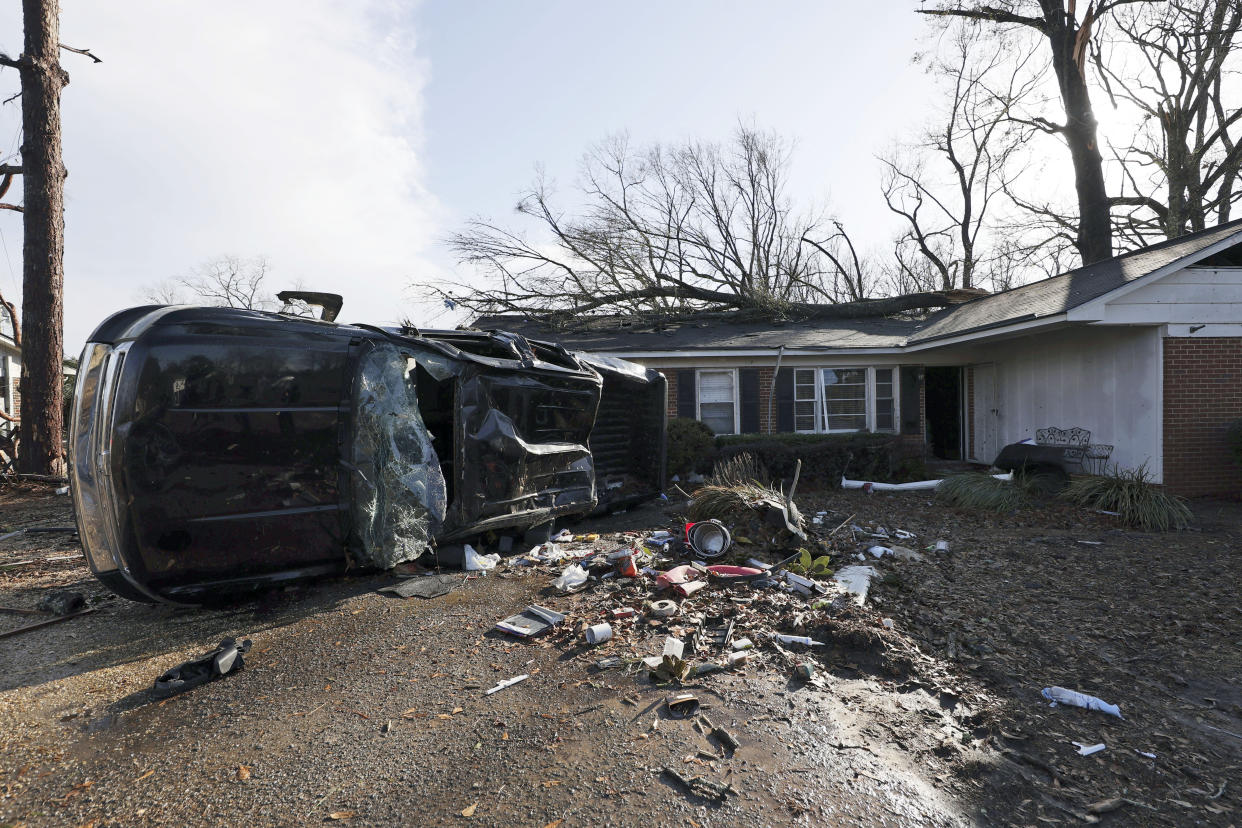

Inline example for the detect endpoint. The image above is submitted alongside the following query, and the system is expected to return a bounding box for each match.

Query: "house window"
[787,366,901,434]
[875,368,895,432]
[697,369,737,435]
[822,368,867,431]
[794,369,818,432]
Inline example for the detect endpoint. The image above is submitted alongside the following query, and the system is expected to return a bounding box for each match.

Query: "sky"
[0,1,944,353]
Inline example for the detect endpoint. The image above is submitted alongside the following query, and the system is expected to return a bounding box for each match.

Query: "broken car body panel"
[70,306,666,603]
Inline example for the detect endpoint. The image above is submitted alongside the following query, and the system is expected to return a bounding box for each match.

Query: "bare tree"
[430,127,954,325]
[0,0,99,475]
[1092,0,1242,248]
[143,256,279,310]
[920,1,1152,266]
[880,27,1040,293]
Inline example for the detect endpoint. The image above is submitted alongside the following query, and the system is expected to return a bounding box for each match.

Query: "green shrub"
[714,432,901,488]
[937,472,1028,512]
[1061,464,1192,532]
[667,418,716,478]
[1227,418,1242,467]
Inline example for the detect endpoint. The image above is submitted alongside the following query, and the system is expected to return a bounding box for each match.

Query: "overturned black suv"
[70,305,666,604]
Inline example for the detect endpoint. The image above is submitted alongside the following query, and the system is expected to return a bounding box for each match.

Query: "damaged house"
[478,219,1242,498]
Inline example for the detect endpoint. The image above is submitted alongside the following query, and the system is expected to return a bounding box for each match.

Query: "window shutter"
[677,369,697,419]
[739,368,759,434]
[775,367,795,432]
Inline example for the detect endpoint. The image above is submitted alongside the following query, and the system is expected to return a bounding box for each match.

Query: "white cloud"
[0,0,439,350]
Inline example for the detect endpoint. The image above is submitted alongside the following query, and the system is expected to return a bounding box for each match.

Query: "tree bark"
[16,0,67,476]
[1040,0,1111,264]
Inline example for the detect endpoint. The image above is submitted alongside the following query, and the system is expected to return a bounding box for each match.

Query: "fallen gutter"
[840,472,1013,492]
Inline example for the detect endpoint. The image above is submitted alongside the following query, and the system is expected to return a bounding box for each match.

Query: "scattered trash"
[868,545,894,558]
[649,599,679,618]
[894,529,916,540]
[685,520,733,559]
[35,590,85,616]
[699,714,740,752]
[662,636,685,659]
[666,692,700,718]
[774,634,825,647]
[1042,686,1123,719]
[54,486,69,496]
[552,564,589,593]
[656,565,699,590]
[675,580,707,597]
[783,571,827,597]
[610,607,637,619]
[495,605,566,638]
[934,540,950,553]
[697,617,735,650]
[463,545,500,571]
[660,766,737,801]
[705,564,764,582]
[881,617,895,629]
[833,565,878,606]
[794,662,815,680]
[584,623,613,645]
[485,674,529,695]
[1074,741,1107,756]
[153,638,252,698]
[731,637,754,651]
[1135,749,1157,759]
[379,574,459,600]
[593,656,622,671]
[610,549,639,577]
[553,529,574,542]
[728,651,750,667]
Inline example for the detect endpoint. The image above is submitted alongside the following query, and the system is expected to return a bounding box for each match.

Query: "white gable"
[1096,266,1242,324]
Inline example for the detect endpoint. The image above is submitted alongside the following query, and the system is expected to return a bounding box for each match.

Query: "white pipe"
[840,472,1012,492]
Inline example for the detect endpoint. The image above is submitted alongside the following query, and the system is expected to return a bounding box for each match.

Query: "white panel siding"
[984,327,1162,480]
[1099,266,1242,324]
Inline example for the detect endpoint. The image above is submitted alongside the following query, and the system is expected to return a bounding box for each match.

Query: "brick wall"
[662,371,678,420]
[757,367,774,434]
[1163,337,1242,496]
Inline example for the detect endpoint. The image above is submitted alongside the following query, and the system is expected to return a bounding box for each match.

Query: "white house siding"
[1090,266,1242,324]
[967,326,1163,479]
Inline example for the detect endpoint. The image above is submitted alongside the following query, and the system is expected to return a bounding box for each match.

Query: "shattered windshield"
[348,343,448,568]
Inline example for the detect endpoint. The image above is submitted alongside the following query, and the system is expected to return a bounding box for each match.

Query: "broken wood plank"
[0,607,95,639]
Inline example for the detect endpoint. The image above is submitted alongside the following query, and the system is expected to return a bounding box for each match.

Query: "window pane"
[875,368,895,432]
[700,402,734,435]
[823,368,866,431]
[876,399,894,431]
[699,371,734,402]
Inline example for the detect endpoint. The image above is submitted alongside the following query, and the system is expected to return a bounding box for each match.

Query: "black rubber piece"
[152,637,252,698]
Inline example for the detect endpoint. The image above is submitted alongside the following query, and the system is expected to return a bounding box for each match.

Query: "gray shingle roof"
[469,314,926,351]
[908,219,1242,343]
[471,219,1242,353]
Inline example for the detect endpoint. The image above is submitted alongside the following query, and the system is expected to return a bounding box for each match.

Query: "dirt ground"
[0,482,1240,827]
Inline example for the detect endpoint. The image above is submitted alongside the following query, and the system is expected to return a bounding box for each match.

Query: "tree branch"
[59,43,101,63]
[0,204,24,213]
[917,6,1047,32]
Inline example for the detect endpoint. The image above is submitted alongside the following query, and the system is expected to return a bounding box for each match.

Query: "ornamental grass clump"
[1061,464,1191,532]
[936,472,1027,513]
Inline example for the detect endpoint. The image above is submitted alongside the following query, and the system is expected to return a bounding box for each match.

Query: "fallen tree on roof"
[420,127,961,325]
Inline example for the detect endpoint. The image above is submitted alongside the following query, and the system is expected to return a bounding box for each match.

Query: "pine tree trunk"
[16,0,67,476]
